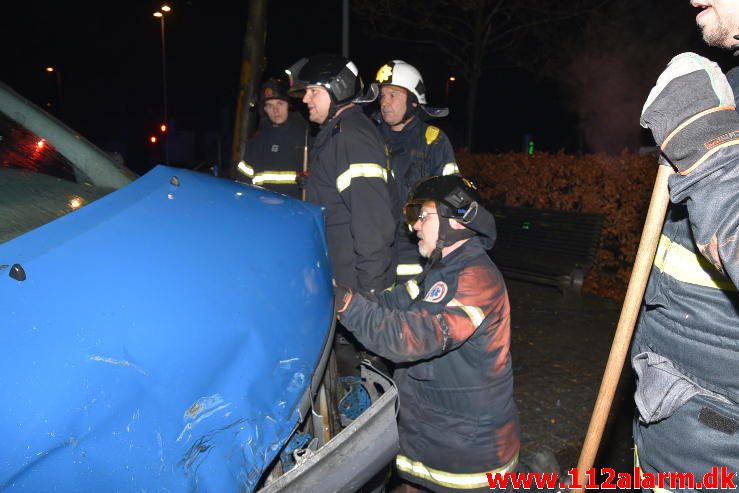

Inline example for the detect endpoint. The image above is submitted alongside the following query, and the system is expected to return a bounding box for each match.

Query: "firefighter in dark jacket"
[238,78,309,199]
[636,51,739,482]
[370,60,460,282]
[335,176,520,492]
[288,54,396,292]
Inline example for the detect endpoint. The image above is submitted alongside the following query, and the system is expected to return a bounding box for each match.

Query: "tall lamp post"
[45,66,63,114]
[153,4,171,163]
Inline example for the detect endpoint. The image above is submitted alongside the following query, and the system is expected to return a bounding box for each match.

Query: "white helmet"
[370,60,448,118]
[375,60,427,104]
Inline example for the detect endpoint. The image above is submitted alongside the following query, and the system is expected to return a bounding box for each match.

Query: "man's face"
[264,99,289,125]
[302,86,331,124]
[693,0,739,48]
[413,202,440,258]
[380,85,412,129]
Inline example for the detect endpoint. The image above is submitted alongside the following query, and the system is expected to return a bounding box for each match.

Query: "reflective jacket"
[631,143,739,479]
[339,237,520,492]
[376,115,460,281]
[307,105,396,292]
[242,112,309,199]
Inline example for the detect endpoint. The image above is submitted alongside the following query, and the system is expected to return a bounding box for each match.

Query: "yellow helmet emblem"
[375,64,393,83]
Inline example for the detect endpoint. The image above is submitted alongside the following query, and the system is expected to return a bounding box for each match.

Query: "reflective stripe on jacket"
[339,237,520,491]
[306,105,396,292]
[242,112,309,199]
[632,137,739,481]
[378,116,460,283]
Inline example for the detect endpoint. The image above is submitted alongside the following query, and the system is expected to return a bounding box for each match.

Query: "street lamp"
[445,76,456,107]
[153,4,172,163]
[45,66,63,113]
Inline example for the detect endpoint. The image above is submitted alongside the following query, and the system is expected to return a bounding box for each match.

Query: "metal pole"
[342,0,349,57]
[160,15,169,164]
[232,0,267,176]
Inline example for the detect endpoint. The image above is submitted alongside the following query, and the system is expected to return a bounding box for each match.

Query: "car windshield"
[0,111,115,244]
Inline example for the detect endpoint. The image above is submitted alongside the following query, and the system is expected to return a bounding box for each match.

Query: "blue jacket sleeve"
[339,266,509,364]
[427,129,460,177]
[668,145,739,287]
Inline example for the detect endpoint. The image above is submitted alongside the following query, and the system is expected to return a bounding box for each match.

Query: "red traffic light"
[160,124,167,133]
[149,135,158,144]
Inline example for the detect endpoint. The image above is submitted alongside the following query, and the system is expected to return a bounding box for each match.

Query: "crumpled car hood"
[0,166,334,491]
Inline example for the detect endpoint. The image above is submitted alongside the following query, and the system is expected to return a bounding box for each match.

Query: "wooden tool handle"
[572,165,673,491]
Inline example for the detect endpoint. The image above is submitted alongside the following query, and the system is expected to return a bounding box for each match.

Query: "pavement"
[506,279,635,474]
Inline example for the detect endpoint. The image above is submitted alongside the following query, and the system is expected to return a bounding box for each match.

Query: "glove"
[641,52,739,174]
[333,283,353,315]
[297,170,309,190]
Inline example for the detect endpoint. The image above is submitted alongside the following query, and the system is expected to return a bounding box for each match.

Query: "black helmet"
[259,78,290,103]
[404,176,497,257]
[404,176,481,223]
[286,54,363,106]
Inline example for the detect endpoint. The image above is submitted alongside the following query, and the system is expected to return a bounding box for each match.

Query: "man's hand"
[333,284,353,315]
[641,52,738,174]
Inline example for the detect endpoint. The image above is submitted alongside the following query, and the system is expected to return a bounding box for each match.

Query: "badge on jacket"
[423,281,448,303]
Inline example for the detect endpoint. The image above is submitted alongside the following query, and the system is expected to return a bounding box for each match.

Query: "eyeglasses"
[403,203,437,225]
[417,210,437,222]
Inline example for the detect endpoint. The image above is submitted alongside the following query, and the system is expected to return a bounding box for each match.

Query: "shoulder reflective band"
[252,171,298,185]
[425,125,440,145]
[397,263,423,277]
[396,452,518,490]
[237,161,255,178]
[336,163,388,193]
[405,280,420,299]
[447,299,485,327]
[654,235,737,291]
[442,162,460,176]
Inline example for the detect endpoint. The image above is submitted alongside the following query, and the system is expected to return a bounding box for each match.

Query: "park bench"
[486,206,604,296]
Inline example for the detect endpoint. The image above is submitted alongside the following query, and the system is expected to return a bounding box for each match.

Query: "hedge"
[457,150,657,300]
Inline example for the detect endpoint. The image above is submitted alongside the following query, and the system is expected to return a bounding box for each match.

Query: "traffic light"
[160,124,167,133]
[150,135,158,144]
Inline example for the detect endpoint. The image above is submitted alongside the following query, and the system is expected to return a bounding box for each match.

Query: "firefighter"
[635,20,739,486]
[370,60,460,283]
[287,54,396,293]
[239,78,309,199]
[334,176,520,492]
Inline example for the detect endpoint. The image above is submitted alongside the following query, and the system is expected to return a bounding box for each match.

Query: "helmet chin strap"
[428,216,475,267]
[416,217,474,285]
[325,101,340,123]
[396,93,419,126]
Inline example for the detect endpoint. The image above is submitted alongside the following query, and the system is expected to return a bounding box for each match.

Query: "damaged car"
[0,80,398,492]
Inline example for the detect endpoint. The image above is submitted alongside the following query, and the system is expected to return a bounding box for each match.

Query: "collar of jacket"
[376,111,421,137]
[431,236,486,271]
[321,104,361,128]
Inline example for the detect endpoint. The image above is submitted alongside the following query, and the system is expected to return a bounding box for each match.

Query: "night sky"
[2,1,736,175]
